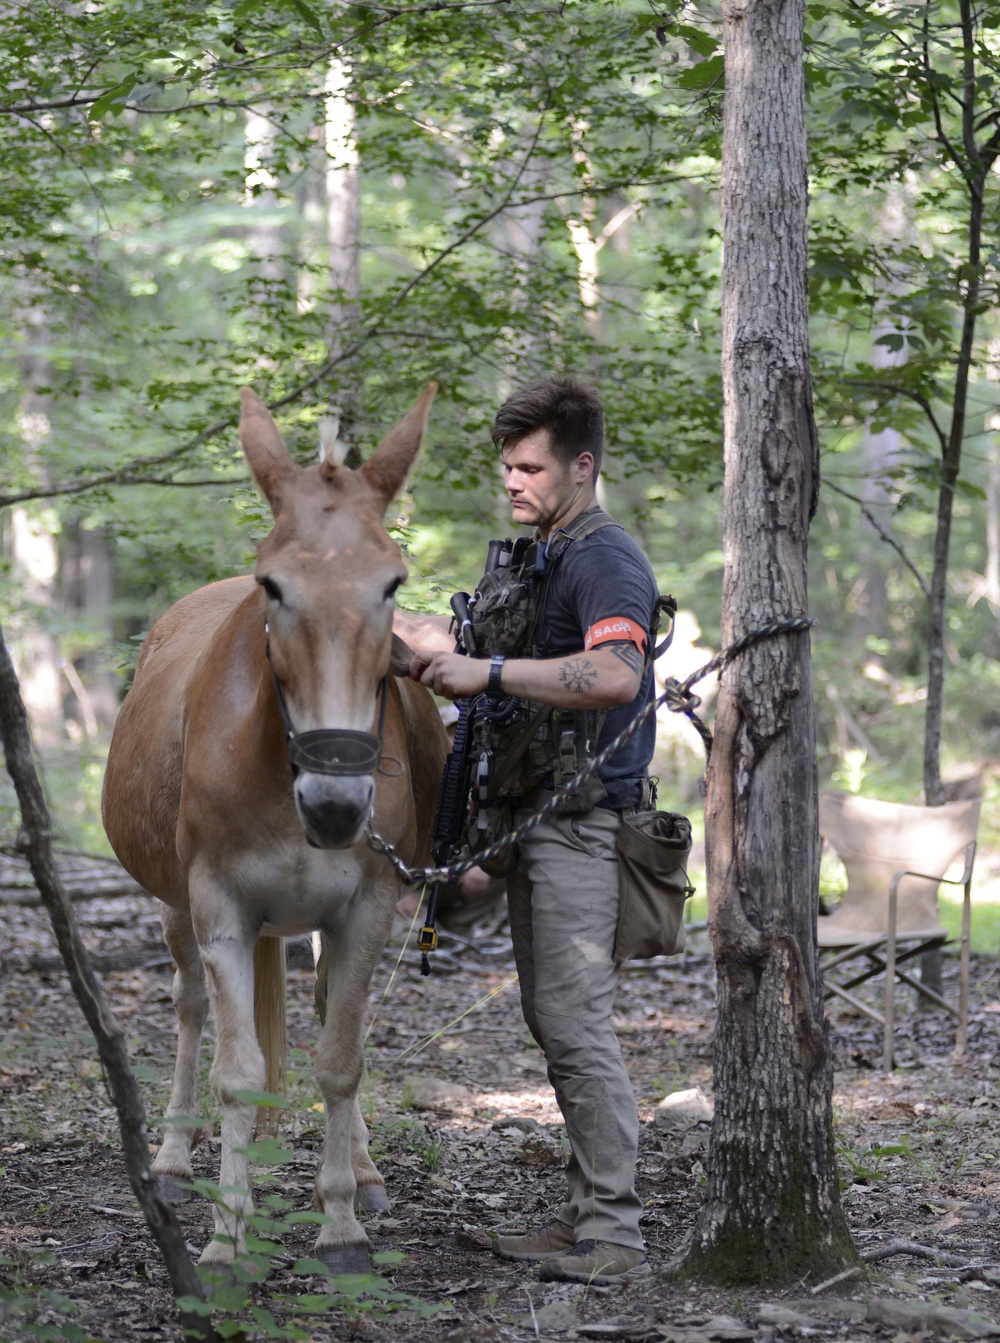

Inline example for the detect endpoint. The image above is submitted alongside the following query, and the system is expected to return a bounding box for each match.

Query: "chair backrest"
[818,790,980,938]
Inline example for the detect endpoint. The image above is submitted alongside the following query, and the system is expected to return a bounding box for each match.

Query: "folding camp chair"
[817,789,980,1072]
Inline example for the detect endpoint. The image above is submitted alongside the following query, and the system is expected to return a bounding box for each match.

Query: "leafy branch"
[823,478,930,601]
[0,171,685,509]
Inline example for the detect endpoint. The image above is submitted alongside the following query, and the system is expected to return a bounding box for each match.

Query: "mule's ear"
[239,387,297,509]
[360,382,437,507]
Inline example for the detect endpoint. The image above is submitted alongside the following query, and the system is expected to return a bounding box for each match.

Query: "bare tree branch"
[823,477,930,601]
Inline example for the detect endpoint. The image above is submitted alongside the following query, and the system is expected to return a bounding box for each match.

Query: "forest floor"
[1,878,999,1343]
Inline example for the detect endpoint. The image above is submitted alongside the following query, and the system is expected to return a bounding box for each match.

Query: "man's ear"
[574,451,596,483]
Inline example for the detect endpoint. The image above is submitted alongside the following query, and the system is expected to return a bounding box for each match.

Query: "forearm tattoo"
[559,657,598,694]
[608,641,644,674]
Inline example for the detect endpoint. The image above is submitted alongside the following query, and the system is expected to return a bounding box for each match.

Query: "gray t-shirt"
[534,513,659,811]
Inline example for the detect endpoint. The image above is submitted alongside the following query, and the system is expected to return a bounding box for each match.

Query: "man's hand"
[393,608,454,654]
[410,651,490,700]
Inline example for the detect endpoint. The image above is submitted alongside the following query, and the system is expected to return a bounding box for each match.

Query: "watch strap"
[488,654,505,695]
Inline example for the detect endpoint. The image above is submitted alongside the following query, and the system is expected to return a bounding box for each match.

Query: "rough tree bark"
[678,0,858,1285]
[0,622,217,1343]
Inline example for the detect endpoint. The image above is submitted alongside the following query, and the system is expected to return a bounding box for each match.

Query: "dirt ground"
[1,876,999,1343]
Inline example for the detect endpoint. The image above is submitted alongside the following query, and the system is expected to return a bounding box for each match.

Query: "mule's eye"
[383,576,403,602]
[257,575,283,605]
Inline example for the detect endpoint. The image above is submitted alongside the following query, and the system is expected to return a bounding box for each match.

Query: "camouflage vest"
[462,510,621,871]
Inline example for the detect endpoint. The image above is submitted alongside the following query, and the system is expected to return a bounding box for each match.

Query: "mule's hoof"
[157,1173,193,1203]
[318,1244,372,1276]
[356,1183,391,1215]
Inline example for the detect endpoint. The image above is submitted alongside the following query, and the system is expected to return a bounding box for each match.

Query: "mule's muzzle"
[287,729,383,777]
[295,771,374,849]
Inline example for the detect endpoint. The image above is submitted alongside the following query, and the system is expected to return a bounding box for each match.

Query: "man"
[399,376,658,1284]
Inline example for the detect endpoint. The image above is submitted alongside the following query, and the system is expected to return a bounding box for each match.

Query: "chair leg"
[957,883,971,1056]
[892,967,956,1016]
[824,979,887,1026]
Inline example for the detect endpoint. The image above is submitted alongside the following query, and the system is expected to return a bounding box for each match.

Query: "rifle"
[417,591,480,973]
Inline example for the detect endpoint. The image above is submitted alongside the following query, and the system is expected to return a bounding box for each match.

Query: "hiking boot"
[538,1238,652,1284]
[493,1218,576,1262]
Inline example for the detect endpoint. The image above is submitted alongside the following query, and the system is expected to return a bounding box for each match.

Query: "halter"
[264,622,389,778]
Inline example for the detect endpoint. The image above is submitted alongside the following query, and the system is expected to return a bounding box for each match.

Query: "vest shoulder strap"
[543,507,620,562]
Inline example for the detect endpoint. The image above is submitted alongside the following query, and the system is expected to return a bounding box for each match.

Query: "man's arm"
[393,608,455,655]
[410,641,642,709]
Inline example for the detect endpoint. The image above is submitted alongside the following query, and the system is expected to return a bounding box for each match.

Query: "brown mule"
[102,385,446,1273]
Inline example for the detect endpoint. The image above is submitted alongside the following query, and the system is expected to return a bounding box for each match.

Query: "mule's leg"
[314,932,386,1213]
[154,905,209,1200]
[191,890,266,1267]
[352,1101,390,1214]
[312,904,394,1273]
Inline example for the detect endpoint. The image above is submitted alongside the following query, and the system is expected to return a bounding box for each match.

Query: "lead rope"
[366,613,814,890]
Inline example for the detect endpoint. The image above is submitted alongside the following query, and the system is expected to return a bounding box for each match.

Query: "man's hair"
[491,375,604,477]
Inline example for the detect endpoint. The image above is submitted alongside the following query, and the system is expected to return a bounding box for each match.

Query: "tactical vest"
[461,509,626,872]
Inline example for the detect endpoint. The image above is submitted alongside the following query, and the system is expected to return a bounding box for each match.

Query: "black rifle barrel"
[450,591,477,656]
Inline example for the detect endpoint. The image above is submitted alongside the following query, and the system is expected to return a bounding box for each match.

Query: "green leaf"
[672,23,719,57]
[175,1296,214,1317]
[286,0,325,37]
[231,1089,286,1109]
[89,77,139,120]
[284,1209,335,1226]
[235,1136,296,1164]
[676,56,725,91]
[292,1259,337,1277]
[875,332,906,353]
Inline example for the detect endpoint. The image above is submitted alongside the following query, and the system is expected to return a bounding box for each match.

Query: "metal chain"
[365,613,814,887]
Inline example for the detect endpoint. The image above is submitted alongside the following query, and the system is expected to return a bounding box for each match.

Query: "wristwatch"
[488,654,505,695]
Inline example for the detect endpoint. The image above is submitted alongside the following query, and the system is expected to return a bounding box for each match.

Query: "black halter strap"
[264,622,387,778]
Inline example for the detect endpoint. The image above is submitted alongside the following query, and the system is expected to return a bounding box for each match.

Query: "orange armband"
[583,617,648,656]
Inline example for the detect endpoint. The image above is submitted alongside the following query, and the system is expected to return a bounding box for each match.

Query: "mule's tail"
[254,936,287,1138]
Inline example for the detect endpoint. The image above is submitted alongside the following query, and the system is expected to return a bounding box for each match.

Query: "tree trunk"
[922,0,995,806]
[983,428,1000,659]
[324,55,362,457]
[244,106,283,273]
[679,0,858,1286]
[856,188,909,646]
[8,300,62,745]
[986,431,1000,613]
[60,522,118,732]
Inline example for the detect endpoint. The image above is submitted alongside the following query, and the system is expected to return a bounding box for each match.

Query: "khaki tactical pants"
[506,801,644,1250]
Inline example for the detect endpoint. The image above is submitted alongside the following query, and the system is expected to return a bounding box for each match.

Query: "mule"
[101,384,447,1273]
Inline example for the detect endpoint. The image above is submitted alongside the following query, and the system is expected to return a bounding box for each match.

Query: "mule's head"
[239,383,436,849]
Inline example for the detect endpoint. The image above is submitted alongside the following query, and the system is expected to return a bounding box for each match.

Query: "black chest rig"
[456,510,621,871]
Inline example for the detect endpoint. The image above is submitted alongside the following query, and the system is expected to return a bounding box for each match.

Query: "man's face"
[501,427,594,536]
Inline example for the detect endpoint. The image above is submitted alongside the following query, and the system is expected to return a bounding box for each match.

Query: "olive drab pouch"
[466,539,542,658]
[523,705,608,813]
[614,808,694,965]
